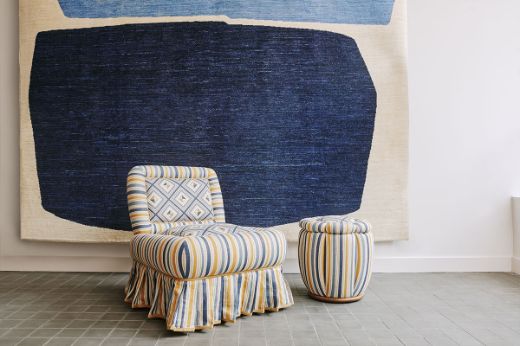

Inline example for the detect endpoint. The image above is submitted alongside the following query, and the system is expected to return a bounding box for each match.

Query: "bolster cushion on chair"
[129,223,286,280]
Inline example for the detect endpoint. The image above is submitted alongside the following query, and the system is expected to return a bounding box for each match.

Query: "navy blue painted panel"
[57,0,395,25]
[29,22,376,230]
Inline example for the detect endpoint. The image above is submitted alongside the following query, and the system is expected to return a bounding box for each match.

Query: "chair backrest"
[127,165,225,234]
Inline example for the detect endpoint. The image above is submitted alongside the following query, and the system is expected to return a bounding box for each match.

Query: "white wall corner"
[512,196,520,274]
[512,257,520,275]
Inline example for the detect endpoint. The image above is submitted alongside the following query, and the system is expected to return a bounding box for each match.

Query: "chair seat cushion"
[299,215,371,234]
[130,223,286,279]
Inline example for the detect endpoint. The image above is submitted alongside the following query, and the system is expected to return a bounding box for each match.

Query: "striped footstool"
[298,216,374,303]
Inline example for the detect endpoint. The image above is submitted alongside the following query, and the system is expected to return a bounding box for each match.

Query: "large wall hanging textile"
[20,0,409,242]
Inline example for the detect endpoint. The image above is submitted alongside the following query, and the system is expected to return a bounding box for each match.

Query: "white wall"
[375,0,520,272]
[1,0,519,273]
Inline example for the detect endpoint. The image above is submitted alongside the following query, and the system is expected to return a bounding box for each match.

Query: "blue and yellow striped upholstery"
[300,215,371,234]
[130,223,286,279]
[127,165,225,234]
[298,216,373,301]
[126,262,293,332]
[125,165,293,331]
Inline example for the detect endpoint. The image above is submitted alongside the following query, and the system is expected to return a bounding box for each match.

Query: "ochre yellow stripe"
[355,234,362,282]
[325,232,331,295]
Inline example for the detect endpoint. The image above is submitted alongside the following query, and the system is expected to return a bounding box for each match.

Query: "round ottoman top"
[299,215,371,234]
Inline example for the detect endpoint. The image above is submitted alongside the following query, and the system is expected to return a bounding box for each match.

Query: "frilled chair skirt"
[124,223,293,332]
[124,262,292,332]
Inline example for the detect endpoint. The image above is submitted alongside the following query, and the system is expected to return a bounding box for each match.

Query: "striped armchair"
[124,166,293,332]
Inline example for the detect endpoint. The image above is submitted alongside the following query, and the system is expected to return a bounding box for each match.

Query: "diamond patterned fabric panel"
[145,177,214,224]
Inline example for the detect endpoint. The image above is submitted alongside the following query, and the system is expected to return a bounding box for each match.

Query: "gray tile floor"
[0,272,519,346]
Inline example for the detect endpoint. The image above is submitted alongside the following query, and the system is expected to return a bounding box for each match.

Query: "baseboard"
[284,256,512,273]
[0,256,132,272]
[0,255,513,273]
[371,256,512,273]
[512,256,520,274]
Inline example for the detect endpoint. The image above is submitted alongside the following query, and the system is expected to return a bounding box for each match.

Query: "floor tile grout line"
[434,304,486,346]
[284,308,295,346]
[21,318,74,346]
[432,277,520,345]
[6,296,66,346]
[2,272,520,346]
[362,284,426,346]
[21,283,125,346]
